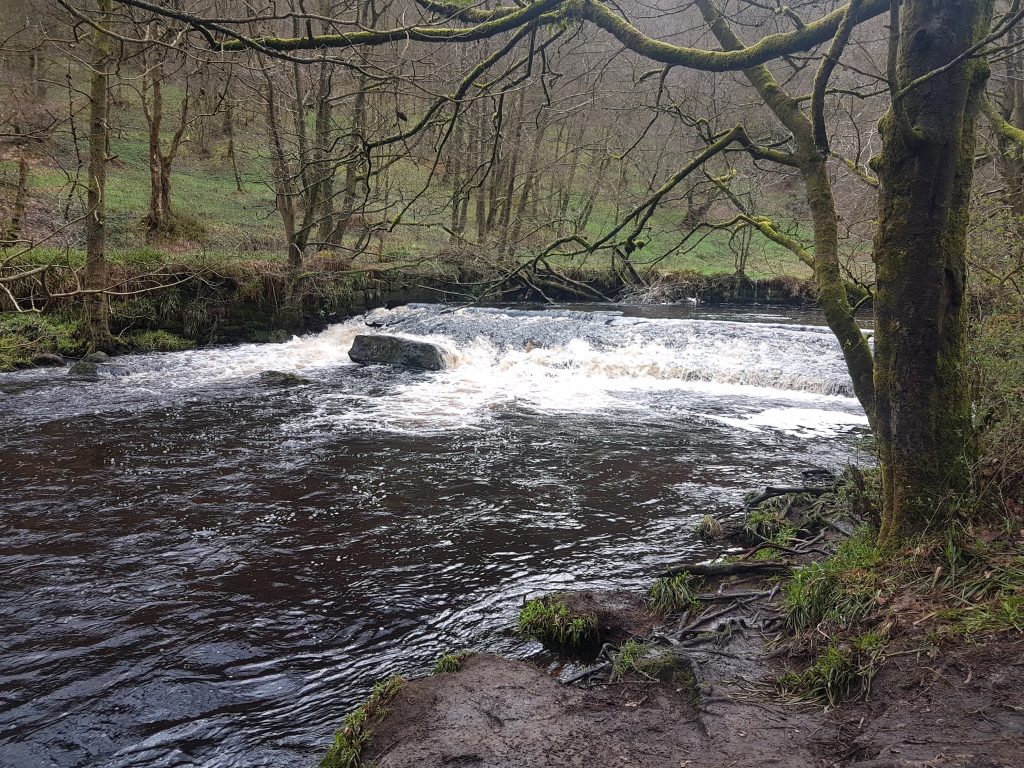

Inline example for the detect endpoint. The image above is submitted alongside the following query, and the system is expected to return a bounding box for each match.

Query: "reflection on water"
[0,303,868,767]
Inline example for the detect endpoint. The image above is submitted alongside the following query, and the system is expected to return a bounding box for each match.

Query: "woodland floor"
[360,588,1024,768]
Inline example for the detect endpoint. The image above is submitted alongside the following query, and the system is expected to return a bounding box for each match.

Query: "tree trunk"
[2,155,28,245]
[872,0,993,543]
[82,0,115,353]
[802,154,875,419]
[225,102,244,192]
[265,77,301,267]
[146,67,167,232]
[329,74,367,248]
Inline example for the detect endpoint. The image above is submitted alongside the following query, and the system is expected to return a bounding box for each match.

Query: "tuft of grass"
[932,546,1024,637]
[942,595,1024,635]
[647,572,703,617]
[610,638,693,684]
[517,596,600,652]
[777,632,886,706]
[784,528,880,634]
[743,503,793,541]
[433,651,470,674]
[753,523,798,560]
[321,675,403,768]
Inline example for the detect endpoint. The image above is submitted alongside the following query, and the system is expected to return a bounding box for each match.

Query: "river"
[0,303,869,767]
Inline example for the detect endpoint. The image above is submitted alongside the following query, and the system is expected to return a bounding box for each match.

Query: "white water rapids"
[12,303,867,437]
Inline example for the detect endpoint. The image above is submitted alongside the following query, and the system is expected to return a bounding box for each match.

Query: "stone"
[259,370,312,386]
[31,353,65,367]
[348,334,454,371]
[83,351,110,363]
[68,361,98,376]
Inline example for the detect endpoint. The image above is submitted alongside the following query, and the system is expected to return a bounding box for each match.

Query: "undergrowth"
[784,527,881,635]
[0,311,84,370]
[124,329,195,352]
[611,639,694,686]
[517,596,599,652]
[647,572,702,616]
[779,511,1024,706]
[433,651,470,674]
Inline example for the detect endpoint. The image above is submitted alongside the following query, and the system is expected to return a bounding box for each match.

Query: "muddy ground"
[361,596,1024,768]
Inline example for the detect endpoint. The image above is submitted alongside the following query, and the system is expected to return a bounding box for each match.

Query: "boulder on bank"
[348,334,454,371]
[31,353,65,367]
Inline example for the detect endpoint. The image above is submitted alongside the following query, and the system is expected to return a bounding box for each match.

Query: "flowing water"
[0,303,870,768]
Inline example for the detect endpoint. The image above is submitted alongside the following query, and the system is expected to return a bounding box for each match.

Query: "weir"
[0,303,868,767]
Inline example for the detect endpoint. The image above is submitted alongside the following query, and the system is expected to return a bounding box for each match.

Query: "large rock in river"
[348,334,454,371]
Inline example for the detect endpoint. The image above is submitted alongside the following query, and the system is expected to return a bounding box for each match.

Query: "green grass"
[557,196,818,278]
[433,651,470,674]
[647,572,703,617]
[517,596,600,652]
[123,329,195,352]
[778,632,886,706]
[743,504,794,542]
[783,528,881,634]
[0,311,84,370]
[321,676,403,768]
[610,639,693,685]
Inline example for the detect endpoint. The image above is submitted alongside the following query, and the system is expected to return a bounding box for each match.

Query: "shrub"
[784,528,880,633]
[517,596,599,652]
[647,572,702,617]
[433,651,470,674]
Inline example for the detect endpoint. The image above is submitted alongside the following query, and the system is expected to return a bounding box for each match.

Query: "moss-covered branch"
[810,0,863,153]
[118,0,888,72]
[583,0,888,73]
[983,95,1024,148]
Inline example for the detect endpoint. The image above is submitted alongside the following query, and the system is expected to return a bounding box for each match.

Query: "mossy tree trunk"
[82,0,116,353]
[1,155,28,246]
[139,47,190,237]
[872,0,994,544]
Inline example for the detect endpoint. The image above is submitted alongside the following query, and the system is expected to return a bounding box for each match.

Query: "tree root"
[659,561,792,579]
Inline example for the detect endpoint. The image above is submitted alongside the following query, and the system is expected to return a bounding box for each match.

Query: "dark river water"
[0,303,869,767]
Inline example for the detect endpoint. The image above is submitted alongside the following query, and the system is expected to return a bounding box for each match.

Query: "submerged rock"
[67,361,129,377]
[259,370,312,386]
[68,361,98,376]
[348,334,454,371]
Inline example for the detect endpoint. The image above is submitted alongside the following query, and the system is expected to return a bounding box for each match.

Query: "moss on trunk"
[872,0,994,543]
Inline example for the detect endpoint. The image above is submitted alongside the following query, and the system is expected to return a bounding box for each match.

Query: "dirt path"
[362,606,1024,767]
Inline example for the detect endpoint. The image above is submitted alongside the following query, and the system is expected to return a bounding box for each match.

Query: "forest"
[1,1,1023,767]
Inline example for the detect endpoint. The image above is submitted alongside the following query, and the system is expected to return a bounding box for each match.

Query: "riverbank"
[327,475,1024,768]
[0,255,822,371]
